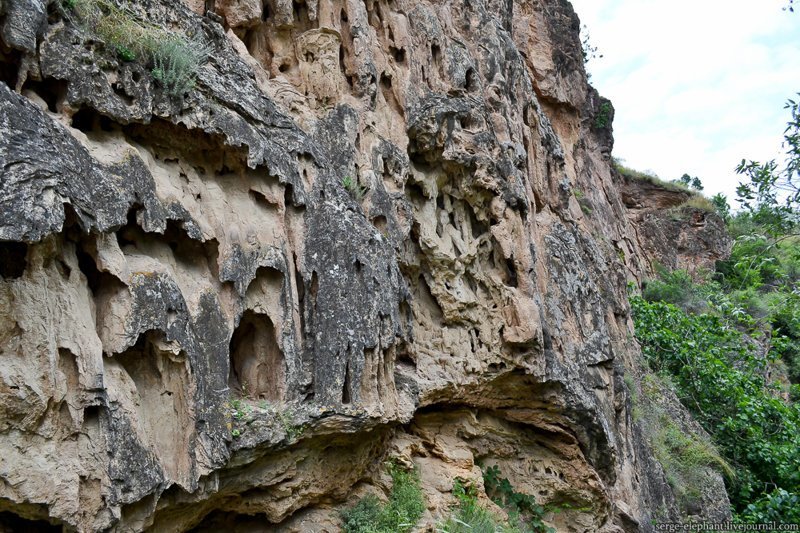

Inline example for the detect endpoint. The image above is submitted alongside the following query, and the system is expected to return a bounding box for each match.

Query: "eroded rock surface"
[0,0,730,531]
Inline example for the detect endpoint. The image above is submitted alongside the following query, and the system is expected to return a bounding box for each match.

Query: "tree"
[711,193,731,222]
[674,173,704,191]
[735,96,800,236]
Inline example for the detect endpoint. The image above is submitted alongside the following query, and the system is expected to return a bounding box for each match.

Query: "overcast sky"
[569,0,800,202]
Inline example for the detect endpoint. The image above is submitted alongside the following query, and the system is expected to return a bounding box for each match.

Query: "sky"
[569,0,800,202]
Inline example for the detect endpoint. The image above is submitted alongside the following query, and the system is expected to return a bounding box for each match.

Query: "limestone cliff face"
[0,0,730,531]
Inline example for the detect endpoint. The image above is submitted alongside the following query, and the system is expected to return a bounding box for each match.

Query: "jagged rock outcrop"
[620,173,731,277]
[0,0,731,531]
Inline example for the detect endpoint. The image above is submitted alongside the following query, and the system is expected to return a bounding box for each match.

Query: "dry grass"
[69,0,207,95]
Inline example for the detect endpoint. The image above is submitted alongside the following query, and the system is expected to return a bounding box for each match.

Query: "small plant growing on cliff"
[342,175,367,201]
[483,466,554,533]
[439,480,507,533]
[151,35,208,95]
[230,399,252,421]
[593,101,612,129]
[341,461,424,533]
[67,0,207,96]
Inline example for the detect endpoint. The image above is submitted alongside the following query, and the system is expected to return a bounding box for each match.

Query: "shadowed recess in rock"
[0,511,62,532]
[0,242,27,279]
[229,309,286,401]
[114,330,194,483]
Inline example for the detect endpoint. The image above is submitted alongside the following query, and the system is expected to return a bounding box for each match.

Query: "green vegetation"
[230,398,252,421]
[632,295,800,520]
[228,398,305,440]
[482,466,554,533]
[674,173,704,191]
[439,480,523,533]
[438,466,554,533]
[593,101,612,129]
[341,462,424,533]
[67,0,207,96]
[636,374,732,507]
[613,158,692,194]
[681,195,716,212]
[630,95,800,522]
[342,175,367,201]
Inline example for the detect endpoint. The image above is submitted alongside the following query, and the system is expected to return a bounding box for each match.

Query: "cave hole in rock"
[0,511,62,532]
[293,253,306,334]
[371,214,388,234]
[125,118,248,174]
[261,3,271,21]
[70,107,115,133]
[504,257,518,288]
[292,0,310,26]
[309,270,320,309]
[284,182,296,208]
[460,112,480,131]
[228,310,286,401]
[395,342,416,369]
[82,405,103,429]
[465,67,479,92]
[19,79,67,113]
[466,205,488,237]
[342,360,352,404]
[75,244,115,297]
[431,43,442,65]
[339,45,353,90]
[111,81,134,106]
[380,73,392,90]
[390,46,406,64]
[115,206,143,248]
[0,242,28,279]
[405,180,428,205]
[0,49,22,88]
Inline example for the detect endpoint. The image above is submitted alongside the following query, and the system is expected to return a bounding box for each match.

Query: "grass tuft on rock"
[68,0,207,96]
[341,461,424,533]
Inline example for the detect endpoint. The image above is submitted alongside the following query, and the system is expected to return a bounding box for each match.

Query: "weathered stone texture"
[0,0,730,531]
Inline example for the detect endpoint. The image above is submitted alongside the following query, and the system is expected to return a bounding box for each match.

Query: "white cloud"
[570,0,800,201]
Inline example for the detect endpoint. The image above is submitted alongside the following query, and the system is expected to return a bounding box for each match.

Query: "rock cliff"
[0,0,731,531]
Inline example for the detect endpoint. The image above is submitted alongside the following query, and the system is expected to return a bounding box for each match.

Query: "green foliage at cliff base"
[632,295,800,522]
[341,462,424,533]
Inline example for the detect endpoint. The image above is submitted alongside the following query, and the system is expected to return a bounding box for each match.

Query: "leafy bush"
[482,466,554,533]
[341,462,424,533]
[641,268,708,315]
[68,0,207,96]
[739,488,800,523]
[631,296,800,517]
[593,101,612,129]
[439,480,524,533]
